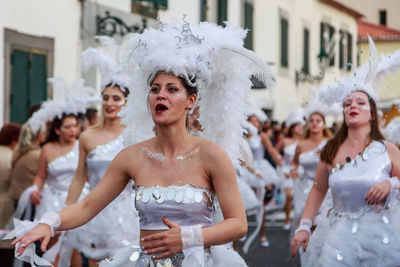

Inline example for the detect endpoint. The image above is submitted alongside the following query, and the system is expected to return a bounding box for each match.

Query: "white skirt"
[67,186,140,259]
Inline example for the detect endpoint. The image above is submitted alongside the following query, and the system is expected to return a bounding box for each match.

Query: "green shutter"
[200,0,207,22]
[10,49,47,124]
[10,50,29,124]
[320,22,325,52]
[329,25,335,66]
[339,30,344,69]
[303,28,309,74]
[280,17,288,68]
[244,2,253,50]
[347,33,352,71]
[217,0,227,26]
[29,54,47,106]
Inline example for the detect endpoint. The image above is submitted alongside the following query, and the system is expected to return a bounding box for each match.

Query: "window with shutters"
[303,28,310,74]
[280,16,289,68]
[10,48,47,124]
[320,22,336,67]
[244,1,253,50]
[217,0,227,26]
[132,0,167,18]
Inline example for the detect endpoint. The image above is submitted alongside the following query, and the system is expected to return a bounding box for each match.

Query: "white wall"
[0,0,82,125]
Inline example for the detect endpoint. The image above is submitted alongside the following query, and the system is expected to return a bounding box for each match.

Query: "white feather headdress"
[382,117,400,144]
[119,18,276,168]
[28,77,100,133]
[286,108,305,127]
[320,36,400,105]
[81,36,131,91]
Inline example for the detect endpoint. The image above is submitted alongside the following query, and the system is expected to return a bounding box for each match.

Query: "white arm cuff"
[38,212,61,237]
[294,218,312,235]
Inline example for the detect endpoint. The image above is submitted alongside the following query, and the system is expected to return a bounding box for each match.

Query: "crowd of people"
[0,19,399,267]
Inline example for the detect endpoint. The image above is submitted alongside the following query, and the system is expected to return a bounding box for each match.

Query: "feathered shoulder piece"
[320,36,400,105]
[81,35,132,91]
[119,17,276,168]
[28,77,100,133]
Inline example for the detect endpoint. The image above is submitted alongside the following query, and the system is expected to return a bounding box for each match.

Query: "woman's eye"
[168,87,179,93]
[113,96,122,101]
[102,96,109,101]
[150,87,159,94]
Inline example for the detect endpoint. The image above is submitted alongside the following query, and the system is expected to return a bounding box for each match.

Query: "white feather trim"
[27,77,100,133]
[120,20,275,168]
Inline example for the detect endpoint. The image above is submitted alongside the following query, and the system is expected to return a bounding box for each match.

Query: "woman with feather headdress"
[6,18,275,267]
[291,37,400,266]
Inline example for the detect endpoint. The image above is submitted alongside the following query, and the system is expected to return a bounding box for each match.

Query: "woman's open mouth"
[350,111,358,117]
[155,103,168,114]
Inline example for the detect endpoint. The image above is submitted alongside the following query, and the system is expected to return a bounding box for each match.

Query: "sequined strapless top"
[283,142,297,166]
[46,142,79,191]
[249,135,265,161]
[298,140,326,180]
[329,141,390,216]
[135,184,214,230]
[86,136,123,190]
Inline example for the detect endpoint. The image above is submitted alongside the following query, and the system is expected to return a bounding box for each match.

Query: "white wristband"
[181,227,203,249]
[388,177,400,190]
[294,218,312,235]
[38,212,61,237]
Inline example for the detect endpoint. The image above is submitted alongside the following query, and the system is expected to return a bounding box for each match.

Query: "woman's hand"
[142,216,183,259]
[30,190,41,205]
[290,230,310,257]
[365,180,391,205]
[290,168,299,179]
[11,223,52,256]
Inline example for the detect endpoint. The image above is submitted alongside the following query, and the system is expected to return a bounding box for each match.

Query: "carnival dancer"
[59,36,140,267]
[5,19,275,267]
[8,77,99,266]
[291,37,400,266]
[275,108,304,230]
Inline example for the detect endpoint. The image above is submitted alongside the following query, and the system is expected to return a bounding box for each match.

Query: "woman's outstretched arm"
[12,149,131,254]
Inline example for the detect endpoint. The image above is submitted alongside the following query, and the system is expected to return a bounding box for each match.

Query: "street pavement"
[238,214,301,267]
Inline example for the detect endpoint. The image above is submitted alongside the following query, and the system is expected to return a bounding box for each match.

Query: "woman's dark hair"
[45,113,78,144]
[303,112,333,139]
[287,122,301,138]
[320,90,385,164]
[0,123,21,146]
[104,83,130,98]
[85,108,98,124]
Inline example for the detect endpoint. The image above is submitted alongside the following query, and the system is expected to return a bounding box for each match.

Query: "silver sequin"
[142,191,150,203]
[382,215,389,224]
[136,189,143,201]
[336,253,343,261]
[383,235,389,244]
[129,251,140,262]
[351,223,358,234]
[175,191,184,203]
[194,191,203,203]
[166,189,175,200]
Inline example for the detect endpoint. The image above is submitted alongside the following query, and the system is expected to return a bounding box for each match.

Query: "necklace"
[140,145,200,163]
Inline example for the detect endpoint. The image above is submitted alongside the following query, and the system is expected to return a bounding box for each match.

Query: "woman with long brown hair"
[291,110,332,226]
[292,90,400,266]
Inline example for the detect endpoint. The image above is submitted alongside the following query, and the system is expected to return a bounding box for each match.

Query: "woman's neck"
[309,131,324,143]
[103,117,123,133]
[346,124,371,147]
[58,138,75,147]
[155,124,192,156]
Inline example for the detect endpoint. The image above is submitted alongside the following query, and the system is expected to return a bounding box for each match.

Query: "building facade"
[1,0,361,125]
